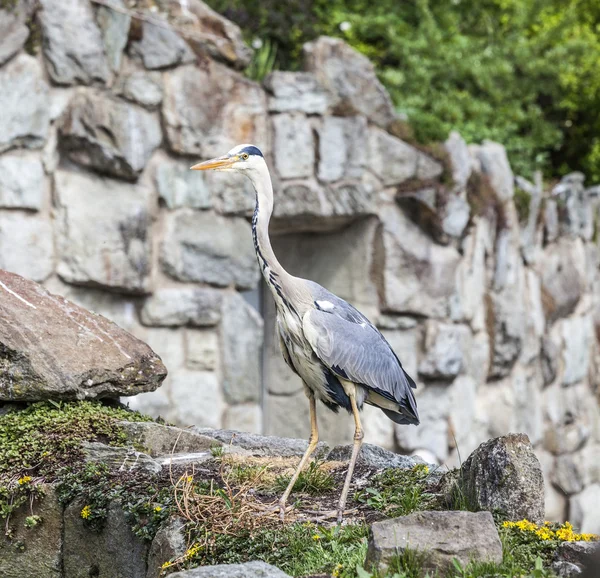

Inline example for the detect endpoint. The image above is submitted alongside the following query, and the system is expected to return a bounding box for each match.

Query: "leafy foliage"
[205,0,600,180]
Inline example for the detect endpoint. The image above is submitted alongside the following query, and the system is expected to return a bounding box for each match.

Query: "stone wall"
[1,0,600,527]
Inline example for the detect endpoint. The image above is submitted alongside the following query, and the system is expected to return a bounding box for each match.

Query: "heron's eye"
[241,153,249,160]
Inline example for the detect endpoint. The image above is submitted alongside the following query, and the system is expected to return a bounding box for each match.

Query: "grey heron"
[191,144,419,523]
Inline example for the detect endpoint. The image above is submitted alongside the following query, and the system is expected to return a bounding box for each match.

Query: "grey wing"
[302,307,419,425]
[277,319,299,375]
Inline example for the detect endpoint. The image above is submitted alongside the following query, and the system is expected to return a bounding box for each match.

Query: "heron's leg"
[337,389,364,523]
[278,392,319,521]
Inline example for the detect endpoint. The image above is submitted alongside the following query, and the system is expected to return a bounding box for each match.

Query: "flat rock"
[476,140,514,202]
[445,131,472,190]
[116,69,163,108]
[555,541,600,572]
[450,433,545,523]
[366,510,502,574]
[118,421,221,457]
[81,441,161,474]
[272,113,314,179]
[140,287,224,327]
[95,0,130,73]
[0,54,50,153]
[0,486,62,578]
[418,321,470,380]
[194,428,329,458]
[303,36,395,128]
[129,20,195,70]
[160,210,259,290]
[0,270,166,401]
[0,1,30,67]
[327,443,421,470]
[39,0,110,85]
[155,157,212,209]
[54,170,153,293]
[60,90,162,181]
[265,71,328,114]
[0,153,46,210]
[169,561,292,578]
[162,60,267,157]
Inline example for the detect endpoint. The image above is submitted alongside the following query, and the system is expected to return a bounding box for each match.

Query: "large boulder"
[303,36,395,128]
[0,54,50,153]
[129,20,195,70]
[38,0,110,86]
[59,90,162,181]
[448,433,545,523]
[365,511,503,575]
[0,270,166,401]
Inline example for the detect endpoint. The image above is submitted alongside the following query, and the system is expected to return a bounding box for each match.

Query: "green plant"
[210,445,224,458]
[274,460,335,495]
[245,38,278,82]
[355,464,435,517]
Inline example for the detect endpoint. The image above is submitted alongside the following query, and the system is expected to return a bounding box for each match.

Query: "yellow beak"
[190,155,238,171]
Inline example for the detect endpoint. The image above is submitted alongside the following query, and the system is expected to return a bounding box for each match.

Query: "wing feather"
[302,307,419,425]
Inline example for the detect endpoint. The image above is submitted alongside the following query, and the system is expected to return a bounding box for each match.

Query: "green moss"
[0,0,19,11]
[514,187,532,224]
[0,401,152,484]
[355,464,436,517]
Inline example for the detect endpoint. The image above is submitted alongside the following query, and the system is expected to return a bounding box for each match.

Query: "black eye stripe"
[240,145,263,158]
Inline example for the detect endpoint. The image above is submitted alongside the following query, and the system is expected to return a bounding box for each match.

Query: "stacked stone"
[1,0,600,531]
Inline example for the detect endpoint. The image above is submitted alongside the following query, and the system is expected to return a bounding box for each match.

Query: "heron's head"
[190,144,265,174]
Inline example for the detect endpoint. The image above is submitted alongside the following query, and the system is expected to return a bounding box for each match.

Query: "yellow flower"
[312,534,321,541]
[18,476,32,485]
[161,561,172,569]
[185,543,202,558]
[332,563,343,577]
[80,505,92,519]
[154,506,162,513]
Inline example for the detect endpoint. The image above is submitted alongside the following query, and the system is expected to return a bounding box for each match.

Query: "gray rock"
[545,198,560,242]
[265,71,328,114]
[272,180,374,233]
[570,484,600,534]
[272,113,314,179]
[140,288,224,327]
[368,127,420,186]
[0,485,62,578]
[553,173,594,240]
[117,69,163,108]
[96,0,131,72]
[130,20,195,70]
[0,213,54,282]
[555,541,600,577]
[155,158,212,209]
[185,329,219,371]
[81,441,161,474]
[169,0,252,69]
[0,269,166,400]
[220,291,263,404]
[317,116,368,182]
[194,428,330,458]
[118,421,221,457]
[169,561,292,578]
[39,0,110,85]
[55,170,153,294]
[561,316,593,386]
[60,90,162,181]
[365,511,503,575]
[160,210,259,290]
[0,153,45,210]
[63,500,148,578]
[304,36,395,128]
[379,202,460,317]
[147,517,187,578]
[0,2,29,66]
[452,433,545,523]
[162,61,267,157]
[327,443,420,469]
[476,140,514,202]
[445,131,472,190]
[552,561,582,578]
[0,54,50,153]
[536,238,585,324]
[441,196,470,238]
[419,321,470,380]
[223,403,262,434]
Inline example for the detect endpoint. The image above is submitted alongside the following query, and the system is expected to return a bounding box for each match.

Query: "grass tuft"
[274,460,335,495]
